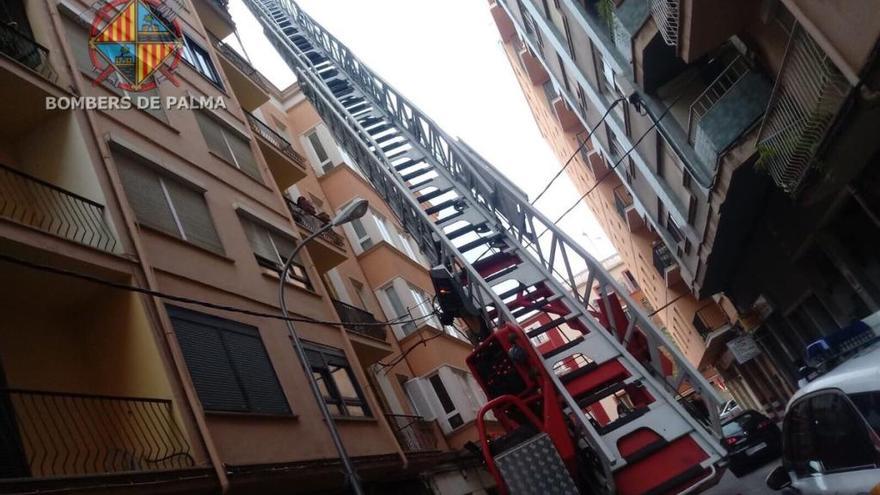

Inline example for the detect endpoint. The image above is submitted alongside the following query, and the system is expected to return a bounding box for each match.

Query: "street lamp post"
[278,198,369,495]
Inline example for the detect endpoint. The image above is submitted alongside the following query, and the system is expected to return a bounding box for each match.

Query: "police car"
[766,313,880,494]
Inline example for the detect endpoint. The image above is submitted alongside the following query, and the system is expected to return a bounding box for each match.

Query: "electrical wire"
[0,253,437,328]
[530,97,625,205]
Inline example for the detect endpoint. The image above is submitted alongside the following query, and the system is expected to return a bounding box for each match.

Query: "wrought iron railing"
[687,55,750,144]
[385,414,438,452]
[613,185,633,219]
[0,389,195,478]
[652,241,676,275]
[215,40,270,92]
[246,112,308,167]
[756,25,850,196]
[0,164,117,252]
[650,0,679,47]
[286,199,346,249]
[693,304,731,340]
[0,23,57,82]
[332,299,388,341]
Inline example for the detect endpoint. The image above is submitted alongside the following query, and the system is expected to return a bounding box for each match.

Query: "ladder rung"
[424,199,460,216]
[595,407,650,435]
[401,167,433,182]
[457,233,505,254]
[417,188,454,204]
[541,335,585,360]
[525,316,570,338]
[572,377,625,406]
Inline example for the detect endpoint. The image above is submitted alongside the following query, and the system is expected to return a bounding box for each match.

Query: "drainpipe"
[43,3,230,492]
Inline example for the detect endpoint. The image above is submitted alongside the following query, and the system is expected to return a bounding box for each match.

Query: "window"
[372,210,395,244]
[349,217,374,251]
[408,283,440,329]
[666,213,683,244]
[563,15,575,60]
[429,374,464,429]
[181,35,222,87]
[557,53,571,93]
[786,392,877,476]
[306,129,334,172]
[115,150,223,253]
[384,285,416,335]
[239,215,312,291]
[168,306,290,415]
[304,343,371,417]
[194,112,262,182]
[850,392,880,435]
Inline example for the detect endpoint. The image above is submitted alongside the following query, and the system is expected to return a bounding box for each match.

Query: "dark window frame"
[303,342,372,418]
[181,34,223,88]
[239,213,313,291]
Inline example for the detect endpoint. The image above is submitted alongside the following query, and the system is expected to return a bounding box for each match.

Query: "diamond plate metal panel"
[495,433,579,495]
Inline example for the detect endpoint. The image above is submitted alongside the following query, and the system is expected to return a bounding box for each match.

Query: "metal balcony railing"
[215,40,270,92]
[0,23,57,82]
[693,304,731,340]
[385,414,438,452]
[650,0,679,47]
[0,164,117,252]
[756,25,850,196]
[331,299,388,341]
[652,241,676,275]
[1,389,195,478]
[687,55,750,145]
[286,199,346,249]
[613,185,633,219]
[246,112,308,167]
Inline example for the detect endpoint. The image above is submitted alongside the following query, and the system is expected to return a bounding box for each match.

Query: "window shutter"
[241,217,278,263]
[226,134,262,182]
[163,180,223,254]
[114,152,178,235]
[170,311,249,412]
[403,378,437,420]
[195,112,234,163]
[222,331,291,415]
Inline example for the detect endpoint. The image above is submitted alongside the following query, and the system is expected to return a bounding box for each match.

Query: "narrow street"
[707,460,780,495]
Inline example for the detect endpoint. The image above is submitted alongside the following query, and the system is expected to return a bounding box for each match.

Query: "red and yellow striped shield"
[95,1,136,43]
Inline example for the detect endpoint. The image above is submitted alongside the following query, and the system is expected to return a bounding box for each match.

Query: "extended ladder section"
[244,1,726,493]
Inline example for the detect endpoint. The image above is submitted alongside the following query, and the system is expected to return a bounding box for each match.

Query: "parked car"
[719,399,742,421]
[766,339,880,494]
[722,410,781,477]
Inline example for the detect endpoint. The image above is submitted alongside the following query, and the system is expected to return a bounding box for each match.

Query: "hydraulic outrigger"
[244,1,728,493]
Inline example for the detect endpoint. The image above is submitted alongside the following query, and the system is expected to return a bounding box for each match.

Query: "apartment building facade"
[488,0,880,418]
[0,0,489,493]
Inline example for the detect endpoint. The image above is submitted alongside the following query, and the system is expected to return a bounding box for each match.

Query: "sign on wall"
[727,335,761,364]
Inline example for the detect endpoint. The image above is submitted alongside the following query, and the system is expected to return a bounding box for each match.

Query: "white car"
[766,338,880,494]
[719,399,742,421]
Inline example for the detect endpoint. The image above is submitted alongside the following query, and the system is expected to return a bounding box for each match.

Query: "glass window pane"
[330,366,358,399]
[429,374,456,414]
[850,392,880,435]
[308,131,330,163]
[809,393,875,472]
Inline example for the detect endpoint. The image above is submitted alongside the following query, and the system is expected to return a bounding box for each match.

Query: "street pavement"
[705,458,781,495]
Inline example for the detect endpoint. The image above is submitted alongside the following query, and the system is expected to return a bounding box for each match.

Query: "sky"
[226,0,616,262]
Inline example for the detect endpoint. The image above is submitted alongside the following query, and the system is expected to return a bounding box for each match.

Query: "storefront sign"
[727,335,761,364]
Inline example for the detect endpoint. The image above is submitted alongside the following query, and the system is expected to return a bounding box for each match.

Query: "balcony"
[247,113,308,189]
[332,299,388,341]
[677,0,754,63]
[613,185,644,232]
[286,198,347,271]
[551,97,585,133]
[0,389,195,479]
[193,0,235,39]
[385,414,439,453]
[517,45,549,85]
[584,149,610,178]
[0,23,56,83]
[756,27,850,196]
[693,303,731,340]
[652,241,682,287]
[215,41,270,112]
[490,1,516,42]
[332,299,393,365]
[0,163,117,252]
[687,56,772,168]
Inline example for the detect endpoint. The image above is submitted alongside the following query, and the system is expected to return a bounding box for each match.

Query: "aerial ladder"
[243,1,728,493]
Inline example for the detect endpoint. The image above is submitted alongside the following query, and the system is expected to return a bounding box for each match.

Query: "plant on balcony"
[597,0,616,33]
